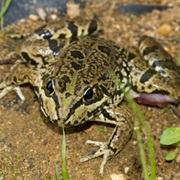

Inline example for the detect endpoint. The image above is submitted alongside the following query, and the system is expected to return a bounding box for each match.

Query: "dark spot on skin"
[71,61,82,70]
[42,73,50,81]
[66,121,71,126]
[128,52,136,62]
[59,42,65,48]
[134,72,139,76]
[34,25,53,39]
[58,80,66,93]
[86,107,101,119]
[62,75,71,83]
[34,24,47,33]
[53,94,60,108]
[70,50,84,59]
[103,59,109,66]
[53,46,60,56]
[141,86,145,91]
[98,45,111,56]
[87,101,109,119]
[102,108,116,121]
[142,46,159,56]
[98,74,109,82]
[21,52,38,66]
[35,28,53,39]
[81,29,85,35]
[152,89,170,95]
[13,76,17,83]
[152,59,177,71]
[74,120,79,125]
[72,99,83,109]
[83,79,90,84]
[115,71,123,80]
[88,20,98,34]
[66,99,83,120]
[59,33,66,38]
[140,68,157,83]
[100,85,110,96]
[53,42,66,56]
[67,21,78,37]
[48,39,58,52]
[159,70,166,75]
[132,85,138,92]
[65,92,71,98]
[41,58,49,65]
[148,84,152,89]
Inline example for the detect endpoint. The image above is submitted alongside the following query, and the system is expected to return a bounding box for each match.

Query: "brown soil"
[0,0,180,179]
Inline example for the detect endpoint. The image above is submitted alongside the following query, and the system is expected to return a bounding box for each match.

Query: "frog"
[0,17,179,175]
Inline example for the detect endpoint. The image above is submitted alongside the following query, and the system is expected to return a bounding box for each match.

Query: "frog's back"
[53,37,130,97]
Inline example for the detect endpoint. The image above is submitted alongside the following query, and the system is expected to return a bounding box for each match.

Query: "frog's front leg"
[0,63,39,100]
[81,106,133,175]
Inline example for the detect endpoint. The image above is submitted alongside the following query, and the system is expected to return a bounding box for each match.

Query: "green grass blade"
[126,94,157,180]
[0,0,12,19]
[55,164,61,180]
[62,127,69,180]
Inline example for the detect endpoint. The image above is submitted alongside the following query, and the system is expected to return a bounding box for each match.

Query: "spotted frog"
[0,17,179,175]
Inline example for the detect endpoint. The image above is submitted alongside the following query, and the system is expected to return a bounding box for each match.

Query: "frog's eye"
[46,80,54,95]
[83,88,94,101]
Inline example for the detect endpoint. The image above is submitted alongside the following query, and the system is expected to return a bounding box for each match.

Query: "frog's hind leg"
[138,36,180,79]
[81,106,133,176]
[128,36,180,107]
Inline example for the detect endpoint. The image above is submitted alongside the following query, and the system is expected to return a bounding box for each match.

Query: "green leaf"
[165,151,177,161]
[160,127,180,145]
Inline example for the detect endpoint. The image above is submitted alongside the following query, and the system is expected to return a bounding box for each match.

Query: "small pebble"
[124,167,129,174]
[176,153,180,163]
[67,2,80,18]
[29,14,39,21]
[157,23,172,37]
[110,174,125,180]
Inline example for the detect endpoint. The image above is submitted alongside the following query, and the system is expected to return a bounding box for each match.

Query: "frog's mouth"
[134,93,179,108]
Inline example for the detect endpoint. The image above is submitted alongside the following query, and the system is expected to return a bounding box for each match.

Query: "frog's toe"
[0,85,14,99]
[80,140,110,176]
[80,140,107,162]
[14,87,25,101]
[0,85,25,101]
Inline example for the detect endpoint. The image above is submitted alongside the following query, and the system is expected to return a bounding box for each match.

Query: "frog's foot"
[0,83,25,101]
[80,140,110,176]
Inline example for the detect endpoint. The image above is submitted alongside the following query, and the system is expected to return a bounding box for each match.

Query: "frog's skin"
[0,17,179,175]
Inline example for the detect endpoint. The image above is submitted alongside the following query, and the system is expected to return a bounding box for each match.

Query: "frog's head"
[40,58,130,127]
[40,71,114,127]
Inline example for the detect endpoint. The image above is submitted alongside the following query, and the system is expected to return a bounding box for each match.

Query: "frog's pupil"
[84,89,93,100]
[46,80,54,94]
